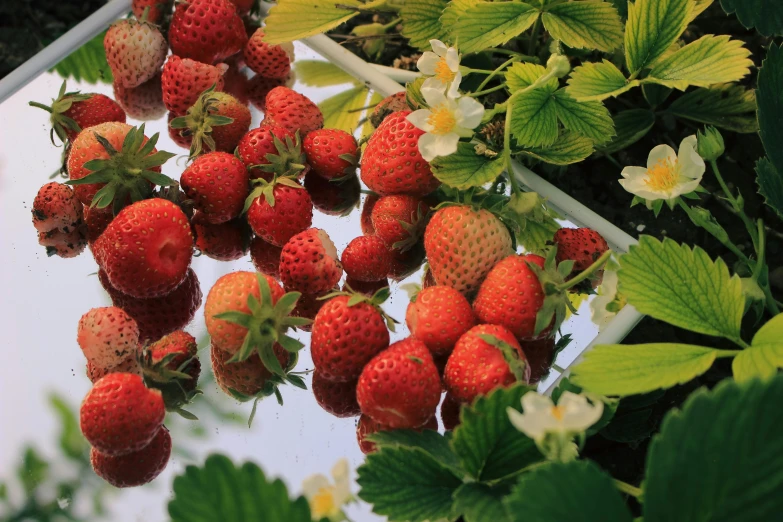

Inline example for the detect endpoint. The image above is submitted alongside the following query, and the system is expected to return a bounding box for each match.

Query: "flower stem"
[709,159,758,251]
[381,17,402,31]
[755,219,781,315]
[556,250,613,292]
[613,479,643,498]
[527,17,542,56]
[475,56,518,92]
[487,47,539,63]
[467,83,508,98]
[503,101,522,196]
[676,199,750,264]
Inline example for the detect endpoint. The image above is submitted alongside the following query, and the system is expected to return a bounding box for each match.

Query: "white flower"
[619,135,705,202]
[302,458,353,521]
[507,391,603,442]
[417,39,462,92]
[407,85,485,161]
[590,270,623,331]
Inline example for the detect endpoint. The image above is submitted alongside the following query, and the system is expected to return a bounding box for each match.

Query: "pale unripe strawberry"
[77,307,141,371]
[105,18,168,88]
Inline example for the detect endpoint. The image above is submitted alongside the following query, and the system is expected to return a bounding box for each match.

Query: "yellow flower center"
[311,488,337,518]
[645,158,679,191]
[434,57,456,83]
[551,405,565,421]
[427,104,456,135]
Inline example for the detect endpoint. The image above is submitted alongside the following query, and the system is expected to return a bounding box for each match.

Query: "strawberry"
[29,82,126,144]
[161,56,226,116]
[99,268,202,344]
[245,177,313,247]
[244,28,294,79]
[247,74,294,111]
[250,236,283,279]
[181,151,249,223]
[87,356,142,384]
[170,86,251,158]
[310,290,393,382]
[236,125,305,181]
[91,425,171,488]
[264,86,323,136]
[94,199,193,298]
[77,306,140,371]
[302,129,358,180]
[369,92,410,128]
[343,277,389,297]
[140,331,201,412]
[424,205,513,295]
[211,342,290,398]
[522,337,555,384]
[356,414,438,454]
[80,372,165,455]
[440,392,461,431]
[361,111,440,196]
[113,73,166,121]
[360,194,379,235]
[66,122,175,210]
[104,17,168,89]
[371,195,430,251]
[192,213,248,261]
[356,338,441,428]
[37,228,87,258]
[312,371,360,418]
[132,0,170,24]
[85,205,114,245]
[32,182,83,233]
[553,227,609,289]
[341,235,390,282]
[279,228,343,293]
[169,0,247,65]
[304,171,360,216]
[406,286,476,357]
[444,324,530,405]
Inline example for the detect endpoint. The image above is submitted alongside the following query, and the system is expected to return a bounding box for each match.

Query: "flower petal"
[407,109,434,132]
[521,391,554,413]
[646,144,676,170]
[619,178,666,201]
[620,166,649,180]
[421,84,448,107]
[445,47,460,71]
[430,39,448,57]
[507,406,547,440]
[447,74,463,99]
[417,52,439,75]
[673,177,702,196]
[456,96,485,129]
[422,76,447,94]
[677,137,706,181]
[418,132,459,161]
[302,474,330,499]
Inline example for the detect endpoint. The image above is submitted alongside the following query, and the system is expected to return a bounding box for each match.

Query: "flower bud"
[546,54,571,78]
[697,126,724,161]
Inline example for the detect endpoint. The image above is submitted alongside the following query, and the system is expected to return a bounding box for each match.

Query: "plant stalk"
[613,479,643,498]
[556,250,613,292]
[475,56,518,92]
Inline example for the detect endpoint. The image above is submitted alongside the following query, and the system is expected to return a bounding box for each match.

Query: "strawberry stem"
[556,250,612,292]
[503,102,522,196]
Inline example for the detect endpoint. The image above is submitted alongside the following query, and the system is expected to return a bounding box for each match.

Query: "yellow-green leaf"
[505,62,557,93]
[566,60,639,101]
[442,0,479,41]
[666,85,758,134]
[541,0,624,52]
[597,109,655,154]
[552,89,614,145]
[572,343,718,396]
[455,1,539,54]
[518,130,594,165]
[690,0,714,21]
[646,35,753,91]
[263,0,361,44]
[517,213,561,253]
[319,86,370,133]
[293,60,359,87]
[733,315,783,382]
[402,0,449,50]
[509,88,558,148]
[625,0,692,76]
[430,142,506,189]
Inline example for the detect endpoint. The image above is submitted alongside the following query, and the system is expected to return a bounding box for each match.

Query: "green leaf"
[509,88,558,148]
[572,343,718,396]
[666,85,758,133]
[541,1,624,52]
[368,429,463,474]
[453,483,511,522]
[566,60,639,102]
[49,394,86,460]
[624,0,692,76]
[51,31,113,85]
[518,130,594,165]
[451,384,542,481]
[732,314,783,383]
[263,0,361,44]
[756,157,783,220]
[505,460,633,522]
[515,213,561,253]
[644,376,783,522]
[430,142,506,189]
[455,1,540,54]
[357,446,463,522]
[168,454,313,522]
[401,0,449,50]
[293,60,358,87]
[719,0,783,37]
[442,0,479,40]
[757,43,783,174]
[617,236,744,340]
[18,447,49,495]
[597,109,655,154]
[319,86,370,133]
[646,35,753,91]
[505,62,557,93]
[552,89,614,145]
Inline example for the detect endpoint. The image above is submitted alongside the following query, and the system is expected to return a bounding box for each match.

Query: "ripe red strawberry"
[77,306,140,370]
[211,342,290,398]
[264,86,323,136]
[91,425,171,488]
[170,87,251,158]
[104,17,167,88]
[161,56,226,116]
[113,73,166,120]
[473,254,548,340]
[369,92,410,128]
[192,213,248,261]
[244,28,294,79]
[371,195,430,251]
[304,171,360,216]
[310,291,392,382]
[32,182,83,233]
[523,337,555,384]
[87,356,142,384]
[247,74,293,111]
[357,338,441,428]
[99,268,202,344]
[94,199,193,298]
[302,129,358,180]
[424,205,513,295]
[444,324,530,405]
[37,228,88,258]
[236,125,305,181]
[169,0,247,65]
[361,111,440,196]
[406,286,476,357]
[29,82,126,143]
[341,235,390,282]
[80,372,165,455]
[361,194,379,235]
[141,331,201,411]
[279,228,343,293]
[132,0,169,24]
[553,227,609,289]
[181,152,249,223]
[245,177,313,247]
[343,277,389,297]
[312,371,360,418]
[250,236,283,278]
[356,414,438,454]
[440,392,461,431]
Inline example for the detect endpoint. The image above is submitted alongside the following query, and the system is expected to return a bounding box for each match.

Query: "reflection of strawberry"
[312,371,360,418]
[341,235,390,282]
[289,289,332,332]
[386,246,425,281]
[161,56,226,116]
[247,74,293,111]
[371,195,429,251]
[192,213,248,261]
[343,277,389,297]
[303,129,358,180]
[356,413,438,454]
[37,228,88,258]
[236,125,303,181]
[77,306,140,371]
[264,86,323,136]
[113,74,166,120]
[87,356,142,384]
[244,29,294,79]
[85,205,113,245]
[249,236,283,279]
[369,92,410,128]
[279,228,343,293]
[91,425,171,488]
[211,342,289,397]
[522,337,555,384]
[304,171,360,216]
[553,227,609,289]
[245,177,313,247]
[169,0,247,65]
[181,152,249,223]
[406,286,476,357]
[440,393,461,431]
[141,331,201,412]
[104,16,167,88]
[360,194,379,235]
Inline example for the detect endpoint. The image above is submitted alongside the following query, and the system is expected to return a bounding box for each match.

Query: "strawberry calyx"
[320,286,398,332]
[139,349,201,420]
[66,123,176,214]
[170,84,235,159]
[392,203,430,252]
[247,131,307,178]
[478,334,530,383]
[28,80,92,145]
[225,353,301,427]
[242,175,303,213]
